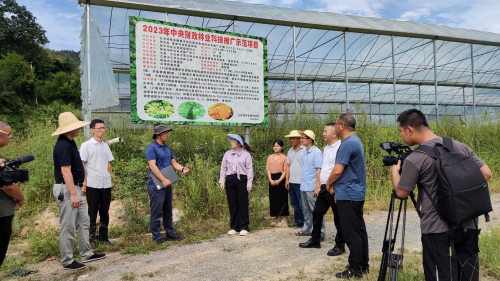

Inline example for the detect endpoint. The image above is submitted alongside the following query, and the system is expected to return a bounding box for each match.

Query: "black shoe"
[327,246,346,256]
[320,236,325,242]
[82,253,106,263]
[63,261,86,271]
[165,233,184,241]
[99,239,111,245]
[299,239,321,248]
[335,267,362,279]
[362,267,369,274]
[155,238,165,245]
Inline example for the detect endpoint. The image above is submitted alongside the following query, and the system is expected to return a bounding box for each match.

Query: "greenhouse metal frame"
[80,0,500,125]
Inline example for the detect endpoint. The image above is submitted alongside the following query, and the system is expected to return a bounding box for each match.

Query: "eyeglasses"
[0,129,10,135]
[300,137,310,140]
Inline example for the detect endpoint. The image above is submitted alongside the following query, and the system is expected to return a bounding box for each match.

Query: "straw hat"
[52,112,90,136]
[284,130,302,138]
[297,130,316,142]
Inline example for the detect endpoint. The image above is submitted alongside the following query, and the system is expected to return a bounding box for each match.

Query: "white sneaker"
[227,229,239,235]
[239,230,249,236]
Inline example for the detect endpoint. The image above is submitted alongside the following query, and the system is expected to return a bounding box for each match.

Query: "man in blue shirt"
[326,114,369,279]
[295,130,325,240]
[146,125,190,245]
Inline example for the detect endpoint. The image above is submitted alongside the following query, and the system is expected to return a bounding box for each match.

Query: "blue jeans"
[289,183,304,224]
[147,180,175,241]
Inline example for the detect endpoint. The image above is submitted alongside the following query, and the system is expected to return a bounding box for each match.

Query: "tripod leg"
[378,195,395,281]
[387,195,396,281]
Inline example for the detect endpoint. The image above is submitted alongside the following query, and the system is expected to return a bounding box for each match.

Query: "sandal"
[295,231,311,236]
[279,221,288,227]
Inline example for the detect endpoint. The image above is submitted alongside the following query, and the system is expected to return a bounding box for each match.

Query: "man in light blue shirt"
[294,130,325,240]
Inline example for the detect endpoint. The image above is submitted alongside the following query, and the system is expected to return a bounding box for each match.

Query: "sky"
[16,0,500,51]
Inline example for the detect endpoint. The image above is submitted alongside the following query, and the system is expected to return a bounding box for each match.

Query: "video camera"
[380,142,413,166]
[0,154,35,186]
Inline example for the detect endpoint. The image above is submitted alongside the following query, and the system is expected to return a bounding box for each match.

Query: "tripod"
[377,189,418,281]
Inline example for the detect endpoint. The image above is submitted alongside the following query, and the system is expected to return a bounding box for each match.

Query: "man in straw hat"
[295,130,325,241]
[146,125,190,245]
[52,112,105,271]
[284,130,305,228]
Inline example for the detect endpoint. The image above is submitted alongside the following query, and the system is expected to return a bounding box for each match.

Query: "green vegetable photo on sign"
[178,101,205,120]
[144,100,175,119]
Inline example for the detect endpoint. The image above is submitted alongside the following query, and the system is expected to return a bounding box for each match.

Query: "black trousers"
[225,175,249,232]
[337,200,369,273]
[311,186,344,246]
[422,228,480,281]
[0,215,13,267]
[86,187,112,241]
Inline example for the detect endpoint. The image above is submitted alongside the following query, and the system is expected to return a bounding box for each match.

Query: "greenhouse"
[79,0,500,126]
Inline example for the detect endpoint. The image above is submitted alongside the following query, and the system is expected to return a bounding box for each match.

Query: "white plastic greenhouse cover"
[80,8,120,119]
[79,0,500,46]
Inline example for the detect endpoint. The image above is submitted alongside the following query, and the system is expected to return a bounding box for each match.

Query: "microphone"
[1,154,35,168]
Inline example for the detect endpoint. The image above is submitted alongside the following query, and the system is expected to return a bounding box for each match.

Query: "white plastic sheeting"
[80,8,119,122]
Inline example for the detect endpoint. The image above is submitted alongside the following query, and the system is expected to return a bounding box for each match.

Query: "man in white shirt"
[299,123,345,256]
[80,119,114,245]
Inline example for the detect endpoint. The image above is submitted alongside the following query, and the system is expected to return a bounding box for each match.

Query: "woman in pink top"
[266,139,289,227]
[219,134,255,236]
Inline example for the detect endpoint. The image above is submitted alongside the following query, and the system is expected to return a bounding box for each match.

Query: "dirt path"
[9,194,500,281]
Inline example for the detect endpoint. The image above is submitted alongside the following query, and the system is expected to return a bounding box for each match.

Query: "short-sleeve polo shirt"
[145,141,175,179]
[334,135,367,201]
[53,135,85,183]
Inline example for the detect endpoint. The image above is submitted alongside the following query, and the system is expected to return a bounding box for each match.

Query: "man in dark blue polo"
[52,112,105,271]
[146,125,190,244]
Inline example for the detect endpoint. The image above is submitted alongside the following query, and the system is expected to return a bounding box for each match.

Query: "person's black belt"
[56,182,83,187]
[320,184,326,188]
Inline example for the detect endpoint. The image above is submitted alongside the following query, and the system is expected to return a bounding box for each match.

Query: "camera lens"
[382,155,399,166]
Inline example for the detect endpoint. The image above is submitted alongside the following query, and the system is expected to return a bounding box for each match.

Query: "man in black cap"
[146,125,190,244]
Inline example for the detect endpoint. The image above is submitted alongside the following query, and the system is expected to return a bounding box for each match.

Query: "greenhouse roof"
[80,0,500,46]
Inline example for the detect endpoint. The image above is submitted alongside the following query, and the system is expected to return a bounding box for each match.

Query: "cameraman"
[0,121,24,267]
[390,109,492,281]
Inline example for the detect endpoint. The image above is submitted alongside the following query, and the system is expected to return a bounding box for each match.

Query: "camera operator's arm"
[61,166,81,208]
[0,158,4,166]
[0,183,24,205]
[480,164,492,181]
[390,160,412,199]
[326,163,345,194]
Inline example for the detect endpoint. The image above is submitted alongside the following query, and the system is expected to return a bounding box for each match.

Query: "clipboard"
[151,165,179,190]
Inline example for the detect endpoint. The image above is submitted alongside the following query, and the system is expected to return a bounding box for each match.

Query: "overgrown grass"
[479,226,500,278]
[1,105,500,278]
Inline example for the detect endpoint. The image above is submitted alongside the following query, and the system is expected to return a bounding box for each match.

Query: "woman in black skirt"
[266,139,289,227]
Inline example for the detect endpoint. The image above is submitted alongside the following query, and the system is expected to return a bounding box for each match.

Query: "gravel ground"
[13,194,500,281]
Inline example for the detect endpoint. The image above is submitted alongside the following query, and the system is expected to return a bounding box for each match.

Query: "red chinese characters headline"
[142,24,259,49]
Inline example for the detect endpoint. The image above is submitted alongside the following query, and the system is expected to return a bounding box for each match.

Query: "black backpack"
[414,137,492,225]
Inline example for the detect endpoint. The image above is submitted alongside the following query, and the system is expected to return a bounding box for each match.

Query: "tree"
[0,0,49,77]
[41,71,81,106]
[0,52,36,116]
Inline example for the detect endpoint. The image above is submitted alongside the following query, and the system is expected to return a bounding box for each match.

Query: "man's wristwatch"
[182,167,185,172]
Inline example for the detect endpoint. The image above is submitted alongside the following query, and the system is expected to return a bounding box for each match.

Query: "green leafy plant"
[144,100,174,119]
[178,101,205,120]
